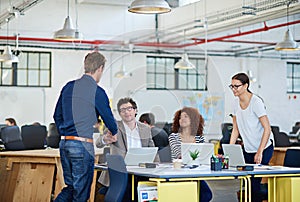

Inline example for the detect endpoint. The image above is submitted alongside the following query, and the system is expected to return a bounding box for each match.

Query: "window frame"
[287,62,300,94]
[146,56,207,91]
[0,50,52,87]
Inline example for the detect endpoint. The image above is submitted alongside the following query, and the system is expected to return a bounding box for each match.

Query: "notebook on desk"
[181,143,214,165]
[124,147,158,166]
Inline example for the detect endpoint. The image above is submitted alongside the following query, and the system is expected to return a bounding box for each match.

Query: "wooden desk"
[250,167,300,202]
[269,147,300,166]
[0,148,103,202]
[127,165,300,202]
[127,165,250,202]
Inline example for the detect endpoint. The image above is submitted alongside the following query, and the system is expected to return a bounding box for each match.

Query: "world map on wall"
[181,92,224,132]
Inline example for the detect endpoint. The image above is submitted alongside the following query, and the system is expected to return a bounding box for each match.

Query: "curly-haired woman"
[169,107,212,202]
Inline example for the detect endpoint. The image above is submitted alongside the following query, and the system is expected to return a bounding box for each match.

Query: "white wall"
[210,56,300,134]
[0,0,299,136]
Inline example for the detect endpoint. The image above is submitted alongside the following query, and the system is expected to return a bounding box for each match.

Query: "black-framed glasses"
[119,106,134,113]
[229,84,243,90]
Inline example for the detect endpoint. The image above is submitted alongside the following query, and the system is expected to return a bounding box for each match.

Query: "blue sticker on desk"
[142,192,148,199]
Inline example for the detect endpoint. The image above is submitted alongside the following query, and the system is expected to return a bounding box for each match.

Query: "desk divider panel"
[158,181,197,202]
[276,177,300,202]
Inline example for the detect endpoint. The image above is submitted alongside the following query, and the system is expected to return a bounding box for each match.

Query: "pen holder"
[211,161,222,171]
[210,156,222,171]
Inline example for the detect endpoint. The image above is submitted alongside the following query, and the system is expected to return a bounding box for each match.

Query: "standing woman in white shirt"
[229,72,274,202]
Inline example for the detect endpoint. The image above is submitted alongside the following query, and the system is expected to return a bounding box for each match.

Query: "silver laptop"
[124,147,158,166]
[222,144,246,167]
[181,143,214,165]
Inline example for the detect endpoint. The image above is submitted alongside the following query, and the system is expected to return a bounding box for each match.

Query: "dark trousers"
[243,143,274,202]
[122,174,149,202]
[200,180,213,202]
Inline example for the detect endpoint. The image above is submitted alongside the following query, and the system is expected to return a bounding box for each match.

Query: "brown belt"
[61,136,93,143]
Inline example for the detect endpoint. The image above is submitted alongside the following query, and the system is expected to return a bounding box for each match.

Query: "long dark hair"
[232,72,252,93]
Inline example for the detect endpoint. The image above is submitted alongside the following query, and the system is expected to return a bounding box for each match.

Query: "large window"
[287,62,300,93]
[146,56,207,90]
[0,51,51,87]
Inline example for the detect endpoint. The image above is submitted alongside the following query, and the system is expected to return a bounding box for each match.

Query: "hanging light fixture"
[275,2,299,51]
[0,19,18,63]
[174,30,195,69]
[0,46,18,63]
[114,66,129,78]
[128,0,171,14]
[174,53,195,69]
[54,0,82,40]
[114,46,130,78]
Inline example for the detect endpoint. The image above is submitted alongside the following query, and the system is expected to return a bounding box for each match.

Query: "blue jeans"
[243,143,274,202]
[54,140,95,202]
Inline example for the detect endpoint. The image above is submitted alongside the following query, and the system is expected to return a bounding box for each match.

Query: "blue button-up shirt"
[53,74,117,139]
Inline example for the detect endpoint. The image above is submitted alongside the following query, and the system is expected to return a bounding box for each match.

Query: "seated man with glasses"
[96,97,158,201]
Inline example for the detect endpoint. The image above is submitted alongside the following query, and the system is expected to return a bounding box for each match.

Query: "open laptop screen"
[124,147,158,166]
[181,143,214,165]
[222,144,246,167]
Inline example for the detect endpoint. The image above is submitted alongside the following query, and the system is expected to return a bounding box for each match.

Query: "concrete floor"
[207,179,240,202]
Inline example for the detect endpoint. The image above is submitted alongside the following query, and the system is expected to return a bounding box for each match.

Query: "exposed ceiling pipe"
[214,39,275,45]
[185,20,300,48]
[0,0,45,26]
[0,19,299,49]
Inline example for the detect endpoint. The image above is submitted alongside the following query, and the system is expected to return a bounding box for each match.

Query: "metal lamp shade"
[174,53,195,69]
[275,29,299,51]
[54,16,82,40]
[128,0,171,14]
[114,66,130,78]
[0,46,19,63]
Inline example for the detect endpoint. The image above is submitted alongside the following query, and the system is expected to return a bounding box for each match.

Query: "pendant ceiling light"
[0,19,18,63]
[128,0,171,14]
[275,2,299,51]
[114,66,129,78]
[54,0,82,40]
[114,46,131,78]
[174,30,195,69]
[0,46,19,63]
[174,53,195,69]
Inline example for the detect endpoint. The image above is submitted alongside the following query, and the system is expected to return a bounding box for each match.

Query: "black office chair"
[291,126,300,134]
[221,123,233,143]
[21,125,47,150]
[105,154,128,202]
[0,126,25,150]
[46,123,60,148]
[158,145,172,163]
[283,149,300,167]
[273,131,291,147]
[218,123,233,154]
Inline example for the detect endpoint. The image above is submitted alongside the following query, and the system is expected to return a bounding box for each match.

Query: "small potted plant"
[189,149,200,166]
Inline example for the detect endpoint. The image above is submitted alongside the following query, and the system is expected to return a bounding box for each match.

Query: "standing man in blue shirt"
[53,51,118,202]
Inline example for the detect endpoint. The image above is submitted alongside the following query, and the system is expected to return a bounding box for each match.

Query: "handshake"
[102,129,117,144]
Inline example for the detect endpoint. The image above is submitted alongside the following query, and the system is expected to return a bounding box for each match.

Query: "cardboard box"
[138,182,158,202]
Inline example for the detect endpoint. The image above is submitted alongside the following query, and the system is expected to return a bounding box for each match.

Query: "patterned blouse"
[168,133,205,160]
